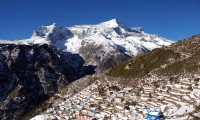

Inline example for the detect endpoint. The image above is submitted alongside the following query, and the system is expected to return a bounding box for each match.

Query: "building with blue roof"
[143,109,165,120]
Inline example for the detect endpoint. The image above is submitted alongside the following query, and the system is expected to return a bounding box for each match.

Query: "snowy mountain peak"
[51,22,61,27]
[68,19,130,39]
[0,19,173,70]
[99,19,125,28]
[32,23,64,37]
[32,23,73,43]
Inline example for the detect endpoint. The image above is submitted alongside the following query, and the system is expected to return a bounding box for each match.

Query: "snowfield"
[0,19,173,58]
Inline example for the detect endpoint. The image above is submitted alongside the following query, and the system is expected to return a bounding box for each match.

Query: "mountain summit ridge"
[0,19,173,70]
[99,18,127,28]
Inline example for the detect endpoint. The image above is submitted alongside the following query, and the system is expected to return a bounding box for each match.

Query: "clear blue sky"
[0,0,199,41]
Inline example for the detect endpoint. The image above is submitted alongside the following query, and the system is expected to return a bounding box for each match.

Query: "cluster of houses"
[31,74,200,120]
[43,81,144,120]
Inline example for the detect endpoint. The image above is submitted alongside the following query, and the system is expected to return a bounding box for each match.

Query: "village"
[31,74,200,120]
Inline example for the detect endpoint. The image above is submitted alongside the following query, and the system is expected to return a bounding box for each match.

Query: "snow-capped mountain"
[0,19,174,119]
[0,19,173,70]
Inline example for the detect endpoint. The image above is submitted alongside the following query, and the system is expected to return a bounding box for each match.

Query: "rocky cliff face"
[0,44,93,120]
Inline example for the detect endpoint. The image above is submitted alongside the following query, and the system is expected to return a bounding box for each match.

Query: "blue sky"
[0,0,199,41]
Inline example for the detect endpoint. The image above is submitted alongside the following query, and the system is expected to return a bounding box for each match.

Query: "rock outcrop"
[0,44,94,119]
